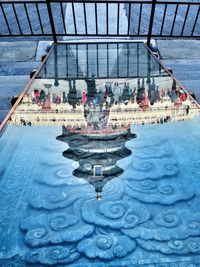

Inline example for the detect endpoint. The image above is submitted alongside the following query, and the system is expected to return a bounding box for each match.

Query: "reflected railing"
[38,43,163,80]
[1,41,200,199]
[6,42,200,130]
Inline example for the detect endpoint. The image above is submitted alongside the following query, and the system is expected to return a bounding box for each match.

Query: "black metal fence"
[0,0,200,44]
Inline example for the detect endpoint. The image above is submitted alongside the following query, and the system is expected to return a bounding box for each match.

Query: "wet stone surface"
[0,42,200,266]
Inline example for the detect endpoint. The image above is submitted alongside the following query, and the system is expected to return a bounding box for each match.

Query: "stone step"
[160,59,200,103]
[0,76,30,109]
[157,40,200,60]
[0,62,40,76]
[0,75,30,87]
[178,79,200,92]
[162,61,200,72]
[0,75,30,123]
[0,83,27,99]
[0,97,12,124]
[172,71,200,81]
[0,41,38,62]
[0,110,9,124]
[176,80,200,103]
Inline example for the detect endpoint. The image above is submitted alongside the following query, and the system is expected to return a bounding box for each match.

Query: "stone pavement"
[0,40,51,123]
[157,39,200,103]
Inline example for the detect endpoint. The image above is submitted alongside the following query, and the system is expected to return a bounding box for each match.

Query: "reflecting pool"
[0,42,200,266]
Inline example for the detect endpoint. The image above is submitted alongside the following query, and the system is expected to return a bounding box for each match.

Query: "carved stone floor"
[0,115,200,266]
[0,39,200,266]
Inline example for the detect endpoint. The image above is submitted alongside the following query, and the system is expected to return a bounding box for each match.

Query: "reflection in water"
[8,43,199,198]
[8,42,199,198]
[10,43,199,129]
[1,42,200,266]
[10,76,198,128]
[57,127,136,200]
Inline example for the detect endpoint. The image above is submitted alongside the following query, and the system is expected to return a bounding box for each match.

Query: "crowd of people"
[13,78,194,130]
[30,77,189,110]
[21,77,191,130]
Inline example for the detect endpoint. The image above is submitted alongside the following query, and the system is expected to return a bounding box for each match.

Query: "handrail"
[1,1,200,3]
[0,0,200,43]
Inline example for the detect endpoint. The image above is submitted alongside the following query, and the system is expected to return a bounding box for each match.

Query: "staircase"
[0,41,42,123]
[161,59,200,103]
[157,40,200,103]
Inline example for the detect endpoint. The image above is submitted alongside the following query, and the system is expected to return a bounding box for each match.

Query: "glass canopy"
[0,42,200,266]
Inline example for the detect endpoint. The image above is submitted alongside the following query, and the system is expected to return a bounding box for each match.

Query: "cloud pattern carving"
[27,245,81,265]
[81,199,150,229]
[18,135,200,265]
[21,210,94,247]
[77,234,136,259]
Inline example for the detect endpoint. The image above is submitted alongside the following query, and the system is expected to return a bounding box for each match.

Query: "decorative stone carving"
[77,234,136,260]
[26,246,80,265]
[21,210,94,247]
[124,178,195,204]
[81,199,150,229]
[122,210,200,241]
[137,237,200,255]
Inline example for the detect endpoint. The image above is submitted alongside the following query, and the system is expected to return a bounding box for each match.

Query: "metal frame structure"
[0,0,200,44]
[40,42,164,80]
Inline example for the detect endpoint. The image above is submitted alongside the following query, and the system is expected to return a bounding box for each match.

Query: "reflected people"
[57,76,137,200]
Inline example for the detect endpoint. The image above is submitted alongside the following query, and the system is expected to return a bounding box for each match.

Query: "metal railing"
[38,42,165,80]
[0,0,200,44]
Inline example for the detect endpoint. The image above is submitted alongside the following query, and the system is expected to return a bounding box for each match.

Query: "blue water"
[0,115,200,266]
